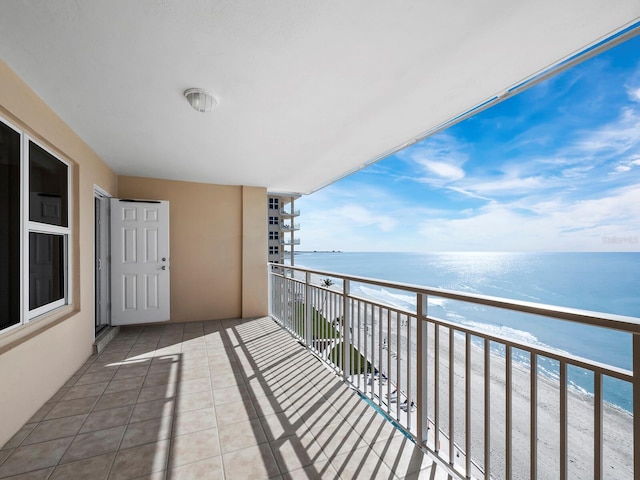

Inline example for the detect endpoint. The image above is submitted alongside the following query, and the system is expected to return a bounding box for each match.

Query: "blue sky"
[297,34,640,252]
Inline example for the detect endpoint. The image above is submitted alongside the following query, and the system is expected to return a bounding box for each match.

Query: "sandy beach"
[278,270,634,479]
[421,330,633,480]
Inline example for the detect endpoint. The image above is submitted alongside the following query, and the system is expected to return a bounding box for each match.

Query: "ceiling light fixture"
[184,88,218,113]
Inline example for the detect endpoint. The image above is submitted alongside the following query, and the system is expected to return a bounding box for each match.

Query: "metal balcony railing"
[279,238,300,246]
[279,208,300,217]
[268,264,639,480]
[280,223,301,231]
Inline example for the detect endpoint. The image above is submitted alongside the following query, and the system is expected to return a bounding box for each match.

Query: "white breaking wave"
[428,297,448,307]
[353,285,451,312]
[355,285,416,311]
[460,319,543,347]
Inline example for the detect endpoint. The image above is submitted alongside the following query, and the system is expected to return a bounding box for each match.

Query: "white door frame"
[94,185,111,336]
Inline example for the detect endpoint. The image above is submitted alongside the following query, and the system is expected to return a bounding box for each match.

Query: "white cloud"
[399,133,468,185]
[334,204,397,232]
[628,86,640,103]
[417,160,465,181]
[463,175,546,195]
[416,185,640,251]
[575,107,640,158]
[612,155,640,174]
[296,178,640,252]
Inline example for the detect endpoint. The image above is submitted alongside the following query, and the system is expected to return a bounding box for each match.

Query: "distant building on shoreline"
[267,194,300,265]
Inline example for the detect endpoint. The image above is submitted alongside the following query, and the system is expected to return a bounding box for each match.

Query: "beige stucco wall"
[242,187,269,317]
[118,177,268,322]
[0,60,118,447]
[0,60,269,447]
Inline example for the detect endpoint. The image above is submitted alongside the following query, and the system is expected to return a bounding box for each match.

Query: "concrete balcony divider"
[268,263,639,480]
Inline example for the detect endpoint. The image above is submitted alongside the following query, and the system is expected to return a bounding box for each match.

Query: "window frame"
[0,114,72,335]
[24,136,72,321]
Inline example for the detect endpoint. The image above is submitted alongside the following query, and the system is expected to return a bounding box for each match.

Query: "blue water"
[295,251,640,412]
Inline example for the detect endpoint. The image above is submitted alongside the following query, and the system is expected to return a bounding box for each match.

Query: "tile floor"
[0,317,446,480]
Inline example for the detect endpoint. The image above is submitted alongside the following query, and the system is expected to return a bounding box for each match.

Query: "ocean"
[294,251,640,412]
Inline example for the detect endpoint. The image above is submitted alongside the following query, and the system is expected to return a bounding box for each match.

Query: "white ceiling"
[1,1,638,194]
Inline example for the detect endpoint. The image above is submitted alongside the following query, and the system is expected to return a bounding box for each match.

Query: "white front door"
[110,198,170,325]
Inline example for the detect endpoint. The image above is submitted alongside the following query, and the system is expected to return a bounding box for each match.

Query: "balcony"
[1,264,637,480]
[280,223,301,232]
[280,238,301,246]
[0,317,448,480]
[279,209,300,218]
[268,264,639,480]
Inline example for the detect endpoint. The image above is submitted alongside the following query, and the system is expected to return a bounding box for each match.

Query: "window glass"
[29,233,64,310]
[29,141,68,227]
[0,122,21,330]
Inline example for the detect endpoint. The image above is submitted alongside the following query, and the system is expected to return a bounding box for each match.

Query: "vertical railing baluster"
[357,300,362,391]
[370,303,375,399]
[594,371,602,480]
[336,292,342,366]
[387,309,392,416]
[288,276,293,332]
[267,266,272,318]
[449,327,455,468]
[298,279,303,336]
[484,338,491,479]
[465,332,471,478]
[407,314,413,432]
[435,324,440,453]
[397,311,401,421]
[354,299,358,388]
[326,290,331,363]
[506,344,512,480]
[283,271,290,331]
[417,294,429,447]
[342,280,351,382]
[560,361,567,480]
[364,302,368,396]
[379,306,383,405]
[292,276,296,334]
[276,274,281,322]
[305,272,312,349]
[633,334,640,480]
[531,353,538,480]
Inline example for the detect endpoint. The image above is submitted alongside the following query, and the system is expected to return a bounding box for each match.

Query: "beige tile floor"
[0,317,447,480]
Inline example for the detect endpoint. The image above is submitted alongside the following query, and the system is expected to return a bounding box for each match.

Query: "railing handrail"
[273,268,632,382]
[279,239,301,245]
[279,208,301,216]
[269,263,640,335]
[269,262,638,479]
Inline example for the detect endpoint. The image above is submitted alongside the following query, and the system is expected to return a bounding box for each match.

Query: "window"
[28,141,69,317]
[0,117,71,333]
[0,121,21,331]
[269,216,279,225]
[269,246,279,255]
[268,198,279,210]
[269,231,279,240]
